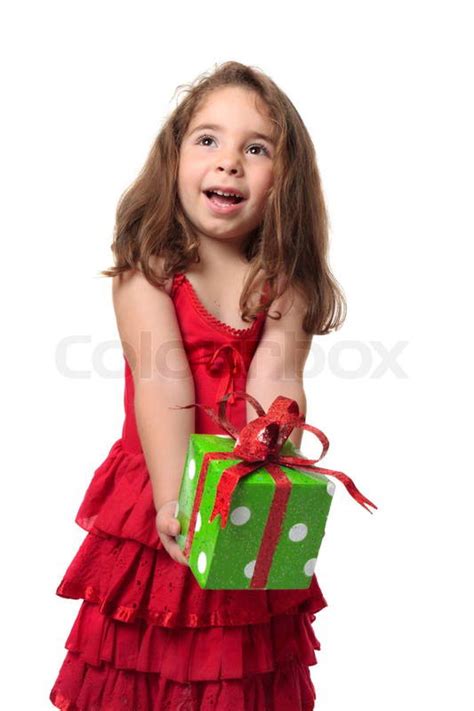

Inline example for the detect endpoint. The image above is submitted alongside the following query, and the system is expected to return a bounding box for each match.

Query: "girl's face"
[177,86,275,245]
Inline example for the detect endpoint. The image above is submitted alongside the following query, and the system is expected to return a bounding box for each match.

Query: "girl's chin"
[192,219,254,243]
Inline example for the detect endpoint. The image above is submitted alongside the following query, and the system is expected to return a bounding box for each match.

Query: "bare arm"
[112,268,195,512]
[135,379,194,511]
[245,285,313,450]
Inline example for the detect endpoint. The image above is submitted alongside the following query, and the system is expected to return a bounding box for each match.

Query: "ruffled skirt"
[49,439,328,710]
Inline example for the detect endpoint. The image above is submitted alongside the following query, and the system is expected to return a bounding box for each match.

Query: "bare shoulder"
[250,274,311,380]
[111,256,175,318]
[265,273,307,324]
[149,255,174,295]
[111,258,188,384]
[112,255,173,296]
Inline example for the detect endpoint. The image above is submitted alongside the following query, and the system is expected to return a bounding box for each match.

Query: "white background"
[2,1,473,709]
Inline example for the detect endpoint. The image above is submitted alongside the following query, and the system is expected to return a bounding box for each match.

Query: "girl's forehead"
[188,89,275,137]
[199,86,267,113]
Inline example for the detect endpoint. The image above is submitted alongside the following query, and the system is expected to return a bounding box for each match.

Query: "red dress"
[49,272,328,711]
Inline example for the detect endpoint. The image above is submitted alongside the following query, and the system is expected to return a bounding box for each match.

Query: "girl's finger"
[166,540,188,566]
[167,519,180,537]
[158,530,188,566]
[156,511,180,536]
[156,516,176,535]
[168,518,180,536]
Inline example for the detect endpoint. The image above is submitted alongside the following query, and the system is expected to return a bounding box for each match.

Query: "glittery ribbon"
[171,391,377,588]
[190,344,246,405]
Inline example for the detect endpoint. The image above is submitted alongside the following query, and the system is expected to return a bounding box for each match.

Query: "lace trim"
[173,272,264,338]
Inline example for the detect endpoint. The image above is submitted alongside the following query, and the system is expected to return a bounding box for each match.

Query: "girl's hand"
[155,499,189,566]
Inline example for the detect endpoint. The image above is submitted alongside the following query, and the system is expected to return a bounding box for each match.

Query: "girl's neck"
[190,233,249,276]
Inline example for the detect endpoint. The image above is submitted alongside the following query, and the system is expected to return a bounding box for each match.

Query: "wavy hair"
[100,60,346,334]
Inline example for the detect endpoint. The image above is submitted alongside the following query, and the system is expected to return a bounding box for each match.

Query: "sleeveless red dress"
[49,272,328,711]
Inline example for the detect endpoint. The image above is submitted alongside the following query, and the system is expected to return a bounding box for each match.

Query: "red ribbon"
[171,391,377,588]
[189,344,246,406]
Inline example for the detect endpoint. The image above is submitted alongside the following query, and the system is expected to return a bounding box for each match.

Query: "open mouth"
[204,190,246,206]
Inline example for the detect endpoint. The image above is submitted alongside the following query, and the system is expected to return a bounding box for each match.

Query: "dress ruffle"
[50,594,322,709]
[51,438,327,709]
[56,530,327,628]
[58,599,320,680]
[50,650,317,710]
[75,439,160,549]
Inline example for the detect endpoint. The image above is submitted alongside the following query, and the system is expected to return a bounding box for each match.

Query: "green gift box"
[175,433,335,589]
[172,392,377,590]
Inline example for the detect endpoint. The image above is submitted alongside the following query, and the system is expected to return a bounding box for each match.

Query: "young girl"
[50,60,346,710]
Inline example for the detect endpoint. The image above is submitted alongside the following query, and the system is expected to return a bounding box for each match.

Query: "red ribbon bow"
[190,344,246,405]
[171,390,377,588]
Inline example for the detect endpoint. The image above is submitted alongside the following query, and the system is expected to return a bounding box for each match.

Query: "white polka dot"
[304,558,317,576]
[244,560,256,579]
[195,511,202,532]
[174,501,179,516]
[327,481,336,497]
[289,523,308,542]
[188,458,196,480]
[230,506,251,525]
[197,551,207,573]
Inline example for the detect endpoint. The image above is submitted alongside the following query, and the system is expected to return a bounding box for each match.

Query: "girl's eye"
[248,143,270,157]
[195,135,271,157]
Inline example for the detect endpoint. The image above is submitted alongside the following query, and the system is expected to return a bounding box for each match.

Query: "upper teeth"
[211,190,241,198]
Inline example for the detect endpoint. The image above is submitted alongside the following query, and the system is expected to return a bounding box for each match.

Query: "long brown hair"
[100,60,346,334]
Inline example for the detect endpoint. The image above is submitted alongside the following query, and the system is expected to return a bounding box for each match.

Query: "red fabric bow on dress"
[190,344,246,406]
[172,391,377,587]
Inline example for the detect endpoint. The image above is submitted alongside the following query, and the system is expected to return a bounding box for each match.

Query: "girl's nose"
[218,164,238,173]
[216,157,242,175]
